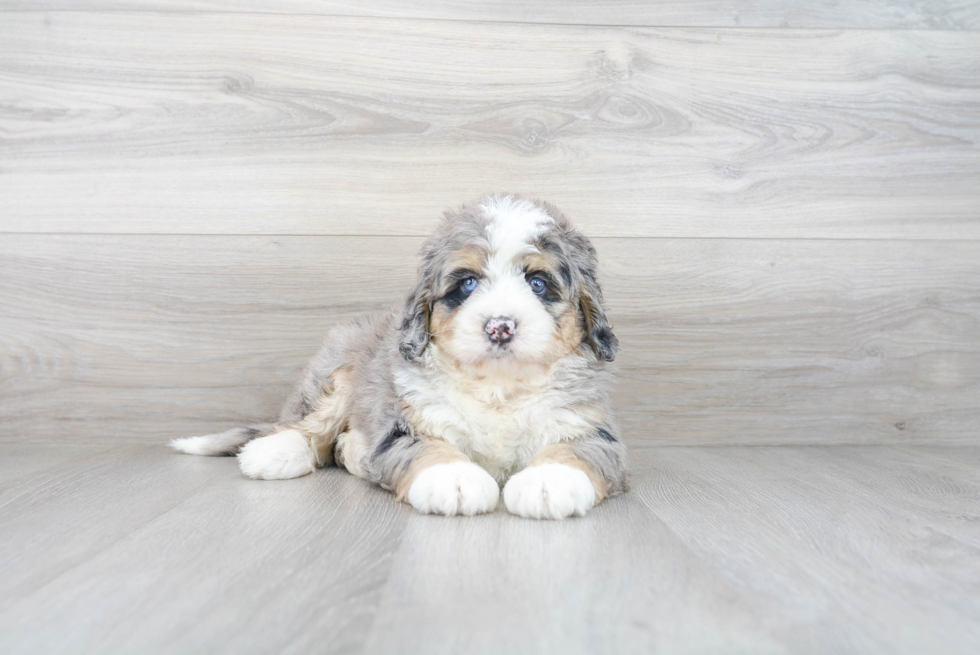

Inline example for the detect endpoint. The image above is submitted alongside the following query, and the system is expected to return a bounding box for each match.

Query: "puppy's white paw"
[238,430,316,480]
[408,462,500,516]
[503,463,596,520]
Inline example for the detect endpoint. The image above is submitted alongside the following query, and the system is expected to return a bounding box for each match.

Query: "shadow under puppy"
[172,195,629,519]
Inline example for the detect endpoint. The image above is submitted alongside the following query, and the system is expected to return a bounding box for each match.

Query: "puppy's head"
[399,195,618,373]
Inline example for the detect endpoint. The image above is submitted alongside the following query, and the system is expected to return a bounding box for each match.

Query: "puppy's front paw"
[238,430,316,480]
[503,463,596,519]
[407,462,500,516]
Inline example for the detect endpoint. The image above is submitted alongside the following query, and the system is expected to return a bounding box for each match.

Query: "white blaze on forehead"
[481,196,554,277]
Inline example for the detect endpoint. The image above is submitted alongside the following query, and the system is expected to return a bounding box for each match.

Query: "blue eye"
[529,277,547,295]
[461,277,479,293]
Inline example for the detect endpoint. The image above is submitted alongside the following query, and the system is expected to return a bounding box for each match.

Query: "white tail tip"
[170,436,219,456]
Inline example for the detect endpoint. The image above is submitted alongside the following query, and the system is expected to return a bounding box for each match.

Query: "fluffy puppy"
[171,195,629,519]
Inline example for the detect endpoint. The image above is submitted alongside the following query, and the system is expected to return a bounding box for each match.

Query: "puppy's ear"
[566,234,618,362]
[399,273,431,361]
[580,268,619,362]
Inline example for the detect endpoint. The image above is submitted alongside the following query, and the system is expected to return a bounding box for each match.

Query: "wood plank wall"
[1,4,978,445]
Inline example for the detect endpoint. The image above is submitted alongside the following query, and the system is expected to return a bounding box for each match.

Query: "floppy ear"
[560,229,619,363]
[579,267,619,362]
[398,273,431,361]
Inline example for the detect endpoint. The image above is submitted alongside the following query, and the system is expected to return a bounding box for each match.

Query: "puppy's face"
[400,196,618,374]
[429,216,578,372]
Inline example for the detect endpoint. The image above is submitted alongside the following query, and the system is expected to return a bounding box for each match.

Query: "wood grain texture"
[1,1,979,29]
[0,444,409,654]
[367,445,980,653]
[0,445,217,611]
[3,443,979,653]
[365,490,787,655]
[628,445,980,654]
[2,234,977,445]
[2,13,979,238]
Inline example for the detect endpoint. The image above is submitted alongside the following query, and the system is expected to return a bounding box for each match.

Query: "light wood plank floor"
[1,443,978,654]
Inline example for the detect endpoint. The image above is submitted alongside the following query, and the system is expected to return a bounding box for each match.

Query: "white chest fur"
[395,353,606,483]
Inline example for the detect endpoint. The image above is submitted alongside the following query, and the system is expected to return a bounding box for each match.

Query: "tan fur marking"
[534,303,586,367]
[522,250,589,362]
[446,246,487,281]
[529,442,608,502]
[521,251,561,277]
[429,302,456,348]
[556,305,584,354]
[334,429,369,477]
[429,246,487,350]
[394,439,469,502]
[290,366,353,467]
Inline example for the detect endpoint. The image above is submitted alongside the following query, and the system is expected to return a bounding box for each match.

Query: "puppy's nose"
[485,316,516,345]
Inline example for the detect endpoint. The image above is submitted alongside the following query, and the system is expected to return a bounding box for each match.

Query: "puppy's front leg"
[385,439,500,516]
[504,429,630,520]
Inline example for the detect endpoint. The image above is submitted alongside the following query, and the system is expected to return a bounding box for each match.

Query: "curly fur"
[172,195,629,519]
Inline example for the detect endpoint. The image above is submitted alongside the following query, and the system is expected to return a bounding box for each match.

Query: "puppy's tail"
[170,425,274,456]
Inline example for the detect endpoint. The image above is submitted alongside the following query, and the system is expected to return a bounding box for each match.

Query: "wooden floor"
[1,443,978,654]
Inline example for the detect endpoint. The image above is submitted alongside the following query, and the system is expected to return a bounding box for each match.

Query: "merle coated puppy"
[172,195,629,519]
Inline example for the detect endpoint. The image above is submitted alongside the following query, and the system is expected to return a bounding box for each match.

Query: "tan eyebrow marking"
[521,251,564,284]
[440,245,488,292]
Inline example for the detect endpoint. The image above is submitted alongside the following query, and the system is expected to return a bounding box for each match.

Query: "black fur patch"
[438,270,481,310]
[439,284,472,310]
[592,325,619,362]
[533,235,572,287]
[596,427,618,443]
[526,271,562,304]
[375,421,411,456]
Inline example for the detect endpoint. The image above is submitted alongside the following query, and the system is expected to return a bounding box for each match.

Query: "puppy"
[171,195,629,519]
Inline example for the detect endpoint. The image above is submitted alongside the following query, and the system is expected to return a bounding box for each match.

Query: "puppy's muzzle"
[485,316,516,345]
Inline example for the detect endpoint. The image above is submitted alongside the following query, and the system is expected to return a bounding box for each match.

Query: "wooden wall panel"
[1,2,978,29]
[2,14,979,238]
[2,235,977,445]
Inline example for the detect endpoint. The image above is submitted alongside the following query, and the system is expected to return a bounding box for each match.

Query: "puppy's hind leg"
[238,367,354,480]
[170,425,273,456]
